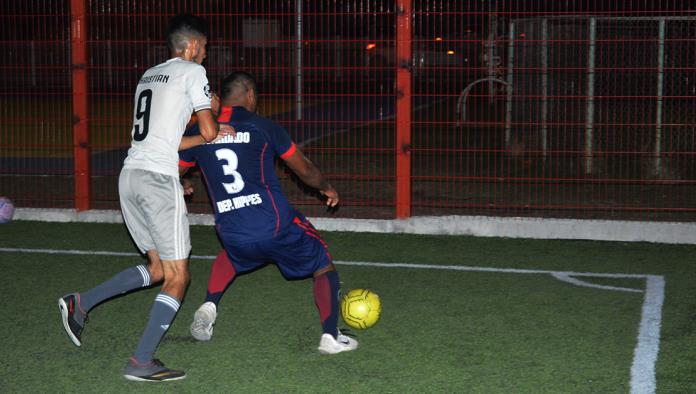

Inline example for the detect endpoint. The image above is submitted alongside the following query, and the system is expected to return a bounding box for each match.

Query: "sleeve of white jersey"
[187,65,213,112]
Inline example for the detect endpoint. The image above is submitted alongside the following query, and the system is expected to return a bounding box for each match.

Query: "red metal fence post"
[395,0,412,218]
[71,0,90,211]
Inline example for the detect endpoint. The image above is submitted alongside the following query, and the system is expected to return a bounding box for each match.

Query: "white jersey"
[123,57,212,177]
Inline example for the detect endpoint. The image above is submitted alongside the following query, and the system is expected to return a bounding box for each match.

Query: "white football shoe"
[190,302,217,341]
[317,331,359,354]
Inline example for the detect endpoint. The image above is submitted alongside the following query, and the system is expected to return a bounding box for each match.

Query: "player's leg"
[58,264,154,347]
[123,170,190,382]
[144,249,164,283]
[130,255,188,358]
[313,264,358,354]
[124,259,189,382]
[206,249,237,306]
[190,249,236,341]
[190,241,265,341]
[273,215,358,354]
[58,168,156,347]
[313,263,340,338]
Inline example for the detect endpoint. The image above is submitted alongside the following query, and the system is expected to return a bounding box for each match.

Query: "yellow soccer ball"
[340,288,381,329]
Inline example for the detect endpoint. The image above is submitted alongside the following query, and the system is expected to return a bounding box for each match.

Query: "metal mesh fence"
[1,1,694,221]
[494,16,696,220]
[0,1,73,208]
[84,0,398,218]
[419,1,696,220]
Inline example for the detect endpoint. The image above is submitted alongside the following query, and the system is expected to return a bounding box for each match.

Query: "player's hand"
[211,93,221,116]
[212,124,236,143]
[181,178,194,196]
[320,187,339,208]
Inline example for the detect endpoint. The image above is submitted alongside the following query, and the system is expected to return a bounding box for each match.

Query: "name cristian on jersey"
[138,74,170,84]
[217,193,263,213]
[212,132,251,144]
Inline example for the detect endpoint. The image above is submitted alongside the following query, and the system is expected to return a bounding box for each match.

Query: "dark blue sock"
[205,290,225,306]
[313,270,340,337]
[133,292,180,363]
[80,265,151,312]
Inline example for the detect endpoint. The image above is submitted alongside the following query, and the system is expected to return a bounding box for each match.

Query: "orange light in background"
[447,50,455,55]
[366,43,377,50]
[434,37,443,41]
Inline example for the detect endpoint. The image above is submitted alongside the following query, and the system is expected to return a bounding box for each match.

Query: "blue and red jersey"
[179,106,298,244]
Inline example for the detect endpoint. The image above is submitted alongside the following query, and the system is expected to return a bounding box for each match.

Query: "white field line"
[629,275,664,394]
[551,272,642,293]
[0,247,663,394]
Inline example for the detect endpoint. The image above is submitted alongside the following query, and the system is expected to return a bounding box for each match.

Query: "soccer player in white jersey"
[57,14,232,382]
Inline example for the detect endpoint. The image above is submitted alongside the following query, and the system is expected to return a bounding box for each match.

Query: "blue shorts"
[217,215,332,279]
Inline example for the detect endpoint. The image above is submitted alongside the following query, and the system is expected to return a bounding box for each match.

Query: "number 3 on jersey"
[133,89,152,141]
[215,148,245,194]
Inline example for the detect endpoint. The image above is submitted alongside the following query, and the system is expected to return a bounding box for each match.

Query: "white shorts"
[119,168,191,260]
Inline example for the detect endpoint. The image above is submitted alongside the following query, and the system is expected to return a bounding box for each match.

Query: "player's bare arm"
[178,165,195,196]
[196,109,219,141]
[283,149,339,207]
[210,92,221,115]
[181,177,194,196]
[178,110,235,151]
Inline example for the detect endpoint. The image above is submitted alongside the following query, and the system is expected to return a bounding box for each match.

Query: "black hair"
[165,13,209,53]
[220,71,258,101]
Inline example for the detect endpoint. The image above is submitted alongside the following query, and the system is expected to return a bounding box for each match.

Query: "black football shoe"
[123,358,186,382]
[58,293,87,347]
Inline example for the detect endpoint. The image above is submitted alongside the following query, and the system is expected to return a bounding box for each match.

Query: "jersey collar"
[218,106,250,123]
[218,106,233,122]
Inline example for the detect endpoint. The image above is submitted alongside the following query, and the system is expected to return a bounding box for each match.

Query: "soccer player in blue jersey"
[179,71,358,354]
